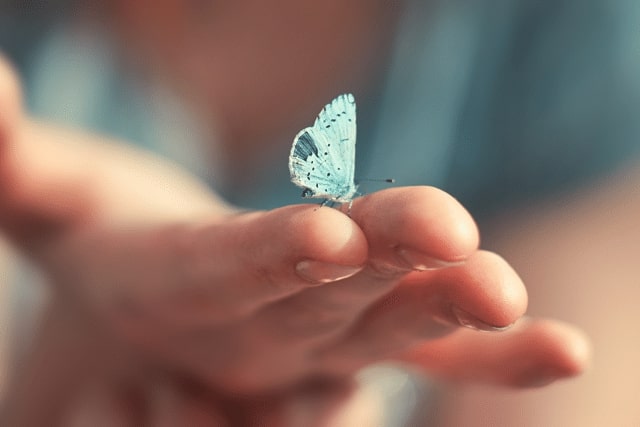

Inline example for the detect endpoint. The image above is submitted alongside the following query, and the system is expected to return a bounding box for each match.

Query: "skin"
[0,54,589,426]
[434,166,640,426]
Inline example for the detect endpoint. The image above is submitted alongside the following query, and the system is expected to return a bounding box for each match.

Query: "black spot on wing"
[293,132,319,160]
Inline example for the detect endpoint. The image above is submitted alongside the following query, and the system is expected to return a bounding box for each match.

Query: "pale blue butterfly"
[289,93,358,204]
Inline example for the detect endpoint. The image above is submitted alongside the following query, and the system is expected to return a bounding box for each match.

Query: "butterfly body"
[289,93,358,203]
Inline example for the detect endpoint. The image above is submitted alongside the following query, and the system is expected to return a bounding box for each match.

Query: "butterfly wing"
[289,93,357,202]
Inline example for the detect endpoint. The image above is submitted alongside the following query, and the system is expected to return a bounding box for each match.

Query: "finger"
[347,186,479,271]
[316,251,527,371]
[50,204,368,329]
[400,318,591,387]
[248,187,479,343]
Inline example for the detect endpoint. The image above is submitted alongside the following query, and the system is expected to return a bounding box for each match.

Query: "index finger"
[49,204,369,328]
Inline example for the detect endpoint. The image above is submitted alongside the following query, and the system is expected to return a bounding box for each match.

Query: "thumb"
[0,54,21,153]
[0,54,227,253]
[0,55,90,248]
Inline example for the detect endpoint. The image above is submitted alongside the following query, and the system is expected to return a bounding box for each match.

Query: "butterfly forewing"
[289,94,357,203]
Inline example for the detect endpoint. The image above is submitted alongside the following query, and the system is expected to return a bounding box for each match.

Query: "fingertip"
[493,319,592,388]
[528,319,592,377]
[254,205,368,285]
[351,186,479,266]
[431,251,528,330]
[565,328,592,375]
[291,205,368,265]
[478,251,529,327]
[403,186,480,260]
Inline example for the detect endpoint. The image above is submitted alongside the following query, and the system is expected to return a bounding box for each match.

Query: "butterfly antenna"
[353,178,396,198]
[355,178,395,184]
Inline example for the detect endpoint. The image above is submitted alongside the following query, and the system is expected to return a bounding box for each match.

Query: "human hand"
[0,56,589,425]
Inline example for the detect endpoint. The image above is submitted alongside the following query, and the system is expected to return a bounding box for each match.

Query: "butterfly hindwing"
[289,94,357,203]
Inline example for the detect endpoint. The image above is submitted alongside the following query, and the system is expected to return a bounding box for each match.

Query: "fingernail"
[396,248,465,271]
[451,306,513,332]
[295,260,362,284]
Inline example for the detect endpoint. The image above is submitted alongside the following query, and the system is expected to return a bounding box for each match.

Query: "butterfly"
[289,93,358,204]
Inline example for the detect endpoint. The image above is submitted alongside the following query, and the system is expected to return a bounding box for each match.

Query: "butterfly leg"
[313,199,331,211]
[319,199,337,208]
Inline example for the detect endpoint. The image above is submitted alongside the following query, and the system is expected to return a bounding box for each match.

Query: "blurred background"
[1,1,640,425]
[3,1,638,214]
